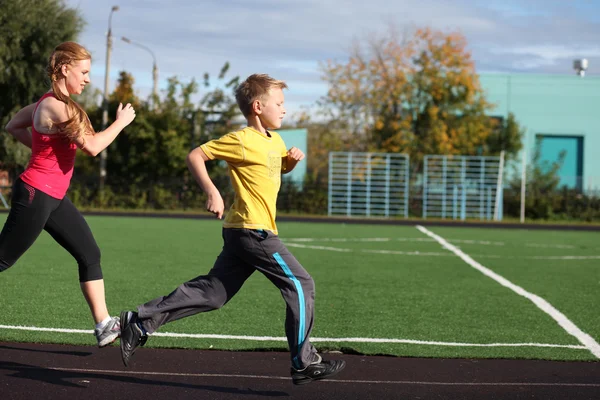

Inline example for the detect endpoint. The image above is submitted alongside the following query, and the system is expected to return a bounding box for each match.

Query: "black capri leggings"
[0,178,102,282]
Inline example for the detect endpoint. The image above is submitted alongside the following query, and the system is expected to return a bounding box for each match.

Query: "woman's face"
[63,59,91,95]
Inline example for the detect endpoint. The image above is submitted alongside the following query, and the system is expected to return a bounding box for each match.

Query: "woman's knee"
[78,244,103,282]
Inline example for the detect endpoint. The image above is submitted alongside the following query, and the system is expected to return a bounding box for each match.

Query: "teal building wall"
[277,128,307,183]
[479,73,600,191]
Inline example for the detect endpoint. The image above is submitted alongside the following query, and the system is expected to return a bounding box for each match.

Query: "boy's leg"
[43,196,118,347]
[136,248,254,334]
[120,237,254,366]
[0,179,55,272]
[226,229,319,370]
[230,229,346,384]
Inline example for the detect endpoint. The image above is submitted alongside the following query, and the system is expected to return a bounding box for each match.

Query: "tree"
[98,72,189,187]
[480,112,525,163]
[69,65,242,209]
[195,63,241,143]
[287,112,359,183]
[319,27,523,170]
[0,0,84,172]
[111,71,139,107]
[504,148,564,220]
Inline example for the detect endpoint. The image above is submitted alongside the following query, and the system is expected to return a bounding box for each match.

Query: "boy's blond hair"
[235,74,288,118]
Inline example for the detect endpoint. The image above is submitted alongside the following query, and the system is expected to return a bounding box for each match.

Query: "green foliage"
[197,64,241,143]
[106,75,192,187]
[0,133,30,176]
[288,112,360,183]
[504,149,562,220]
[111,71,138,105]
[0,0,84,171]
[319,27,527,173]
[68,65,241,208]
[502,148,600,222]
[0,0,84,115]
[277,176,328,215]
[484,113,525,162]
[503,186,600,222]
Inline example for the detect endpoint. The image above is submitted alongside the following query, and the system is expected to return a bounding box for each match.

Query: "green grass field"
[1,214,599,361]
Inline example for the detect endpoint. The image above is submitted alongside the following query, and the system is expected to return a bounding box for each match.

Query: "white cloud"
[63,0,600,116]
[489,45,600,70]
[495,45,600,59]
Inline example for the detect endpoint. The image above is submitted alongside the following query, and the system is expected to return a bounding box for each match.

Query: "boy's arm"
[5,103,36,148]
[282,147,305,174]
[187,146,225,219]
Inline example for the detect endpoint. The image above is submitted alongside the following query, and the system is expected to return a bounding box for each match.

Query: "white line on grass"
[284,242,600,260]
[285,242,452,257]
[528,255,600,260]
[286,244,352,252]
[284,237,577,249]
[285,237,507,246]
[525,243,576,249]
[0,324,586,350]
[13,365,600,387]
[415,225,600,359]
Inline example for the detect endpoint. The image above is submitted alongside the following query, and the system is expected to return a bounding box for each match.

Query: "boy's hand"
[206,190,225,219]
[287,147,305,161]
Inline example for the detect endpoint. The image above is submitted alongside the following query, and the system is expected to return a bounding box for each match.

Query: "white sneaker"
[94,316,120,348]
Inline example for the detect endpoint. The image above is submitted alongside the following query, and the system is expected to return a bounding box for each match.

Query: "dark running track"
[1,213,598,399]
[1,341,599,400]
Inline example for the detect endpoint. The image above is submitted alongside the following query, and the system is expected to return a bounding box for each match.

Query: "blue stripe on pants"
[273,252,305,368]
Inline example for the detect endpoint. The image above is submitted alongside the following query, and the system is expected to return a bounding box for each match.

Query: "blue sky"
[66,0,600,118]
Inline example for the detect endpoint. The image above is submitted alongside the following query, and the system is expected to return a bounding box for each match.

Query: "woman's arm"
[5,103,36,148]
[38,97,136,157]
[74,103,136,157]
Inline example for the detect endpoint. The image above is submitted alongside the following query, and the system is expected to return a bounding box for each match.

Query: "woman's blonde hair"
[46,41,93,141]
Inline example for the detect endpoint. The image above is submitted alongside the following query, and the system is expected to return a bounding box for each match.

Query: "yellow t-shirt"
[200,127,288,234]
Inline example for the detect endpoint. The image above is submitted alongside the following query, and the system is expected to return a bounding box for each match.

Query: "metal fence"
[422,155,504,220]
[3,153,599,221]
[327,152,410,217]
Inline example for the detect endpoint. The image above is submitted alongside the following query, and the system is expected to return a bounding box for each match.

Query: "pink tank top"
[20,93,78,199]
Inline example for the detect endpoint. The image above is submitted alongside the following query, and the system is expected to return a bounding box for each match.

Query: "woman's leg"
[0,179,55,272]
[44,196,119,347]
[43,196,108,323]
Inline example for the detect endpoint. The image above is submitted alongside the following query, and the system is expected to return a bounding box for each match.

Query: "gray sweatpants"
[137,228,318,369]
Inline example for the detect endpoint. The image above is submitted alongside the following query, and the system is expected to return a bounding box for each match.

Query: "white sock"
[95,316,111,330]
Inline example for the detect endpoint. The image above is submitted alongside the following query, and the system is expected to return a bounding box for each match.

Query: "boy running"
[119,73,345,385]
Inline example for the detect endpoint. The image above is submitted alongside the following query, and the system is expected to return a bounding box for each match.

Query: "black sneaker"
[291,359,346,385]
[119,311,148,367]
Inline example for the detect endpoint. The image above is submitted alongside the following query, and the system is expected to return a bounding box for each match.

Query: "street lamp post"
[100,5,119,191]
[121,37,158,109]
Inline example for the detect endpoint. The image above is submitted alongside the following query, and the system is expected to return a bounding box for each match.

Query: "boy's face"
[257,88,286,129]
